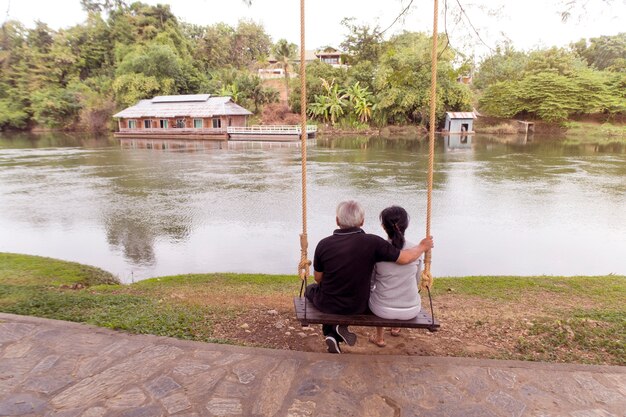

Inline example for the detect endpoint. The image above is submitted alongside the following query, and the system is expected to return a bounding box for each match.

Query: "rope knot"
[419,269,433,291]
[298,259,312,281]
[298,233,311,281]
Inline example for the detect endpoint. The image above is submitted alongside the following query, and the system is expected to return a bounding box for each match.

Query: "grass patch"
[516,309,625,365]
[1,253,624,365]
[0,252,119,286]
[433,275,625,306]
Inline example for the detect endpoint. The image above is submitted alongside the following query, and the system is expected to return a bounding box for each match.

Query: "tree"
[112,73,165,107]
[232,20,271,68]
[473,43,528,90]
[30,86,82,128]
[272,39,297,102]
[340,18,382,64]
[373,32,471,125]
[572,33,626,72]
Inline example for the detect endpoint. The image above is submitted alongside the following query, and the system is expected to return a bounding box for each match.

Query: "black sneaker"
[336,325,357,346]
[325,336,341,354]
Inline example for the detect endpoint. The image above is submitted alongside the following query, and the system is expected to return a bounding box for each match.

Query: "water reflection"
[0,132,625,282]
[443,134,473,150]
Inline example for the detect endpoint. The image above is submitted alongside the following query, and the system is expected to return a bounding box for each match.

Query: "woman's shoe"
[368,336,386,347]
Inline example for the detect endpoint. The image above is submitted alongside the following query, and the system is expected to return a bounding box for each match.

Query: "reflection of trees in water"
[0,131,116,149]
[104,216,156,266]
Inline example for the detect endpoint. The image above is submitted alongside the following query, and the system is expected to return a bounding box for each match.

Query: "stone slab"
[0,312,624,417]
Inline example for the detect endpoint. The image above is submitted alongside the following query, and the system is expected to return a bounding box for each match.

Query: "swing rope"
[420,0,438,293]
[297,0,311,289]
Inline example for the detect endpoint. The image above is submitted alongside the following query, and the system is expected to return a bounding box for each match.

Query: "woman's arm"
[396,236,434,265]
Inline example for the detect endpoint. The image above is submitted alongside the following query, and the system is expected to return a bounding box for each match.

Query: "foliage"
[477,42,626,122]
[308,79,348,125]
[571,33,626,72]
[373,32,472,126]
[345,81,374,123]
[339,18,382,64]
[30,86,82,129]
[473,44,529,90]
[2,1,623,130]
[112,73,165,108]
[209,69,278,112]
[0,5,275,130]
[479,69,625,122]
[272,38,297,101]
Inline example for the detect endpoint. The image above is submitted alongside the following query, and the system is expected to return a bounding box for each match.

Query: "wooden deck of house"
[115,125,317,142]
[227,125,317,141]
[114,128,228,140]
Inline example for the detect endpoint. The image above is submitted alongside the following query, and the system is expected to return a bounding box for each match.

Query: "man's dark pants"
[304,283,342,342]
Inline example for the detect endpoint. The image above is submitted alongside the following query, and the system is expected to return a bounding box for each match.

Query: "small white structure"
[444,112,476,134]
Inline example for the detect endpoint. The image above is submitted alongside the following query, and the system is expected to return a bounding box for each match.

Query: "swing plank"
[294,297,440,332]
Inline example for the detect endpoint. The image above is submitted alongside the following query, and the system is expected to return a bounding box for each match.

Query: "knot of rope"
[419,250,434,291]
[298,233,311,281]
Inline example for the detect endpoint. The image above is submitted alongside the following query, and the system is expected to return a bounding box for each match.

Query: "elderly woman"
[369,206,423,347]
[306,200,433,353]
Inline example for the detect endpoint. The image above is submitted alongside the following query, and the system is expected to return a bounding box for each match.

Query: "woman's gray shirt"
[369,240,422,320]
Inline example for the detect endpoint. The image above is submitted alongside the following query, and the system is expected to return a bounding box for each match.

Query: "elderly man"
[306,200,434,353]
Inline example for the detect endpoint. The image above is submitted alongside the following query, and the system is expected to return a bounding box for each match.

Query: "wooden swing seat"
[294,297,440,332]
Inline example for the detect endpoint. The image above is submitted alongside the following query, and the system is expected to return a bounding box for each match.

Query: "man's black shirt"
[312,227,401,314]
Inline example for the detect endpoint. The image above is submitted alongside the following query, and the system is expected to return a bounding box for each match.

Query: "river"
[1,132,624,283]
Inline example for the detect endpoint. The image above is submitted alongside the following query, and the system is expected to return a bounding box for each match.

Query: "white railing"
[227,125,317,135]
[118,127,226,134]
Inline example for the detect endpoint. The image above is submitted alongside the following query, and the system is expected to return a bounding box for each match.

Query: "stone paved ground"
[0,313,624,417]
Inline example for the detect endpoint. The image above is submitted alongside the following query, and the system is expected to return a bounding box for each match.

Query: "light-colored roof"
[294,49,318,61]
[446,112,476,119]
[152,94,211,103]
[113,95,253,118]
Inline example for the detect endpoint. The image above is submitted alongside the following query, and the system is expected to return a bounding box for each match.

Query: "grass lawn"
[1,253,624,365]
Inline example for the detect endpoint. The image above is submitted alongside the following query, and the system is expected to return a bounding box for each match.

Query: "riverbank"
[1,253,624,365]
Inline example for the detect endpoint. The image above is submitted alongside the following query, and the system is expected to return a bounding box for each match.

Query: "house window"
[160,119,168,129]
[194,119,203,128]
[212,118,221,129]
[144,120,151,129]
[128,120,137,129]
[228,117,232,127]
[176,119,185,128]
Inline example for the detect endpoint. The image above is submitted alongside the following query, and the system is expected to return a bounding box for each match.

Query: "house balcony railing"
[226,125,317,135]
[117,127,227,134]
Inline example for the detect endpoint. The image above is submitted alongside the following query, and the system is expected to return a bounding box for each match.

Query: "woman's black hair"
[380,206,409,250]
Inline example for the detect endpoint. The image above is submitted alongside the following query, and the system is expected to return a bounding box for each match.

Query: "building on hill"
[258,47,349,79]
[113,94,252,140]
[313,46,348,68]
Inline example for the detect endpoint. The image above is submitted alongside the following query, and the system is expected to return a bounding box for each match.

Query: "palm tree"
[272,39,297,103]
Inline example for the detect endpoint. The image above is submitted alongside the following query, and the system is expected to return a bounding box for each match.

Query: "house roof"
[445,112,476,119]
[113,95,253,119]
[315,47,345,57]
[294,49,318,61]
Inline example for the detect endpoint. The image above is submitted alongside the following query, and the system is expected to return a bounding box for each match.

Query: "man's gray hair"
[336,200,365,228]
